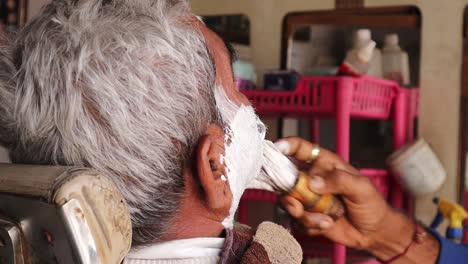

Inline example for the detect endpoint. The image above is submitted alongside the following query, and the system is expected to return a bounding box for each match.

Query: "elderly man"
[0,0,302,263]
[1,1,468,264]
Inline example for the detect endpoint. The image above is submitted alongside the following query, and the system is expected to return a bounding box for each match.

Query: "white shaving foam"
[215,88,266,229]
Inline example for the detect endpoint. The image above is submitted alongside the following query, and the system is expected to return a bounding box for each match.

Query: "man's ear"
[196,124,232,213]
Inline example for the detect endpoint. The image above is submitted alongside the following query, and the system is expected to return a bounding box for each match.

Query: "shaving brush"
[252,141,345,219]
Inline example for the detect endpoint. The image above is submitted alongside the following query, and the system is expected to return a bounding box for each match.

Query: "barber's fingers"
[280,195,304,218]
[308,169,377,203]
[280,196,334,230]
[301,213,335,230]
[274,137,320,162]
[274,137,359,174]
[281,194,369,248]
[281,195,364,247]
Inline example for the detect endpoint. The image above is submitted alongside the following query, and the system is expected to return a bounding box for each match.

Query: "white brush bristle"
[247,140,299,192]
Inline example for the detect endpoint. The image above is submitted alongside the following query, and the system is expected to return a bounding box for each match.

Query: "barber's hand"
[276,137,410,254]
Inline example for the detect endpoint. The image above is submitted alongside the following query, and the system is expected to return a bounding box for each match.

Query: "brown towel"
[220,222,302,264]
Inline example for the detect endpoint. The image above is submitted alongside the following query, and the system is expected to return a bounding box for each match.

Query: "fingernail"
[309,176,325,190]
[319,221,331,229]
[305,214,331,228]
[274,141,290,154]
[286,204,297,216]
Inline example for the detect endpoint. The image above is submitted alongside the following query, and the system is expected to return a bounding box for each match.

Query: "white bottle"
[342,29,383,77]
[382,34,410,86]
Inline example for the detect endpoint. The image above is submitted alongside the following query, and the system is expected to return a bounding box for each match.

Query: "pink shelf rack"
[239,76,419,264]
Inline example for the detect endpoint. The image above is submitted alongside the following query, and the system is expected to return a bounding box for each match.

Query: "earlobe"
[196,125,232,214]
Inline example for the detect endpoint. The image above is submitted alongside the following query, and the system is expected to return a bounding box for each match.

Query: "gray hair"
[0,0,220,245]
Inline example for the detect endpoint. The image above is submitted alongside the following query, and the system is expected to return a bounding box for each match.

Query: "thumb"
[308,169,375,203]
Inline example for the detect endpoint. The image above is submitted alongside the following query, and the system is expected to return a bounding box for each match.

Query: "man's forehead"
[192,18,229,61]
[191,16,250,106]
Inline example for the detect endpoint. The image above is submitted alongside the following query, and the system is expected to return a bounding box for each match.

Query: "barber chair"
[0,164,132,263]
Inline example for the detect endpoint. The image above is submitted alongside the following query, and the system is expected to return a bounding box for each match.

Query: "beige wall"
[368,0,466,232]
[0,147,10,163]
[191,0,468,224]
[191,0,334,86]
[27,0,49,21]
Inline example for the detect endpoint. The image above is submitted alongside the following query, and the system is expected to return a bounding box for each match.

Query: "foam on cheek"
[221,105,265,228]
[215,87,266,228]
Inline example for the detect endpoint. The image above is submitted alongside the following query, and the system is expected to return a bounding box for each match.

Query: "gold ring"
[306,145,321,164]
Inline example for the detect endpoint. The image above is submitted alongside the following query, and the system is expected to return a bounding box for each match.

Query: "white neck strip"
[125,237,225,260]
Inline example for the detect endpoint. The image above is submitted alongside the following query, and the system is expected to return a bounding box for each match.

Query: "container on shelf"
[387,138,446,197]
[233,60,256,83]
[264,70,301,91]
[382,34,411,86]
[338,29,383,78]
[235,78,256,91]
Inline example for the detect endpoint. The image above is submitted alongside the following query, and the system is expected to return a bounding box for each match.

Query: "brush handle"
[288,172,345,220]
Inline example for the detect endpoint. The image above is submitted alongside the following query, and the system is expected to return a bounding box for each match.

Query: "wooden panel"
[462,40,468,96]
[336,0,363,9]
[0,164,71,201]
[0,0,27,29]
[281,7,421,68]
[287,14,419,30]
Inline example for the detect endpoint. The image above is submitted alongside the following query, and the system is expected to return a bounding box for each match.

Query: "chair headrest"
[0,163,132,263]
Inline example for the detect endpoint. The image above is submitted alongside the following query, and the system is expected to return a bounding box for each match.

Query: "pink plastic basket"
[399,87,419,142]
[243,76,398,119]
[241,189,278,203]
[237,189,277,224]
[239,76,416,264]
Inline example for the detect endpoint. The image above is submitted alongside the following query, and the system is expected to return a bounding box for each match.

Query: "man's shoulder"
[251,222,302,263]
[221,222,302,264]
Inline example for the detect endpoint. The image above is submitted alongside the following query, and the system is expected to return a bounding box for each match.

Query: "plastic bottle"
[337,29,382,77]
[382,34,410,86]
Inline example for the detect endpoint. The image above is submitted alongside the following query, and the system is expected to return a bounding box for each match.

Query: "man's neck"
[159,174,227,241]
[161,209,225,241]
